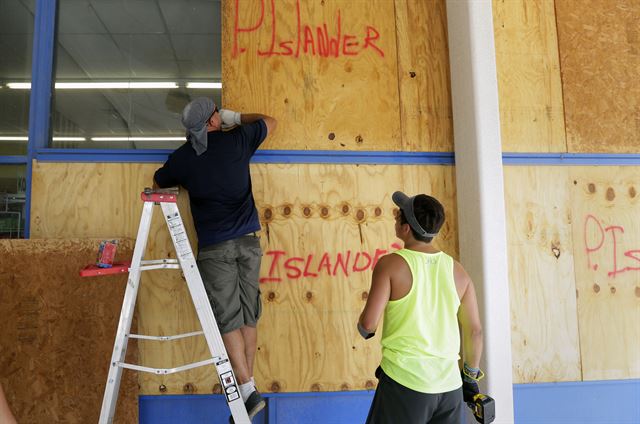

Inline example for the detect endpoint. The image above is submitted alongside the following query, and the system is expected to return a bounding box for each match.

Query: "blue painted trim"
[33,149,640,166]
[513,378,640,390]
[35,149,456,164]
[254,150,454,164]
[0,156,29,164]
[138,380,640,424]
[503,152,640,166]
[35,148,175,163]
[513,379,640,424]
[25,0,57,238]
[138,390,374,401]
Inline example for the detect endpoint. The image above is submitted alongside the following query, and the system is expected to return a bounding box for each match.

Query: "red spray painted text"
[259,242,402,283]
[584,214,640,278]
[233,0,385,59]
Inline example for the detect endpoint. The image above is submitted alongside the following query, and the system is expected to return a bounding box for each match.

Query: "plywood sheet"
[555,0,640,153]
[395,0,453,152]
[30,162,457,394]
[504,167,580,383]
[250,163,458,393]
[30,162,154,238]
[570,167,640,380]
[222,0,401,151]
[0,239,137,423]
[493,0,566,152]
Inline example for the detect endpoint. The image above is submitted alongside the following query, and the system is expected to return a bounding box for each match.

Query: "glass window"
[0,0,35,155]
[0,165,27,238]
[51,0,222,150]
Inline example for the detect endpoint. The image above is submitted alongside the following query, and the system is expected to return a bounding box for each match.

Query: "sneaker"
[228,390,266,423]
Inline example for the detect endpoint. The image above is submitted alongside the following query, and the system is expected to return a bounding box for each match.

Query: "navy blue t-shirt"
[154,120,268,249]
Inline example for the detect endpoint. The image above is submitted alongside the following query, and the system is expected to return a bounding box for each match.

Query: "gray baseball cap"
[181,97,216,155]
[392,191,438,238]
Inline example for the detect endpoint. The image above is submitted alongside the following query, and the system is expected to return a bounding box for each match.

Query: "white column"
[446,1,515,423]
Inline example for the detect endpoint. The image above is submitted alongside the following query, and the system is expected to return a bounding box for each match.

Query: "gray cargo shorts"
[196,234,263,334]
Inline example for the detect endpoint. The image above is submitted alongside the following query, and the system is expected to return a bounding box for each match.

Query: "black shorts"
[366,367,463,424]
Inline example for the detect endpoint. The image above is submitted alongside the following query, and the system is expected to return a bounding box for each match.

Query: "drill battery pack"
[471,393,495,424]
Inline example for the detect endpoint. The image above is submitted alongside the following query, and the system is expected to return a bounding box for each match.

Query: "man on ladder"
[154,97,277,421]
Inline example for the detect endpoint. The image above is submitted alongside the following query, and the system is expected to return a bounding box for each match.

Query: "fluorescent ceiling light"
[0,136,88,141]
[56,82,178,89]
[6,82,179,90]
[0,136,28,141]
[53,137,86,141]
[186,82,222,89]
[91,137,185,142]
[7,83,31,89]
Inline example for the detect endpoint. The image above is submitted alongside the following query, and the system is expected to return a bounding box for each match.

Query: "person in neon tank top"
[358,191,485,424]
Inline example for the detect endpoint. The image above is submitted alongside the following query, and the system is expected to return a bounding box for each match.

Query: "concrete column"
[445,1,515,423]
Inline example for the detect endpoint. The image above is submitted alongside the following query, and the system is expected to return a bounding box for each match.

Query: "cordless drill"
[467,393,495,424]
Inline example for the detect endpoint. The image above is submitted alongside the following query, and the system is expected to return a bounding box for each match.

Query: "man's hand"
[220,109,241,130]
[462,374,479,404]
[461,363,484,404]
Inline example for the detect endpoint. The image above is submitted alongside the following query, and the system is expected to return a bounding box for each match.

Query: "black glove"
[461,363,483,404]
[461,373,480,404]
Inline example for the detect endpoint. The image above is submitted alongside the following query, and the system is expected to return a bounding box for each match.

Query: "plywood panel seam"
[392,0,405,152]
[551,0,570,153]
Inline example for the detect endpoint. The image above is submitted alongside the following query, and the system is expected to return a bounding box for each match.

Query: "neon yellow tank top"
[380,249,462,393]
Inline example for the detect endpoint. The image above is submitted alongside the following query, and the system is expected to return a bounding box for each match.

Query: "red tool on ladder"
[81,188,251,424]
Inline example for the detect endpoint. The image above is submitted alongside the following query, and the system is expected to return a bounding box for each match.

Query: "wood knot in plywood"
[183,383,195,394]
[374,207,382,217]
[610,286,616,294]
[340,383,350,391]
[270,382,281,392]
[328,132,336,140]
[310,383,321,392]
[320,205,330,218]
[409,71,416,78]
[159,384,167,393]
[263,208,273,221]
[606,187,615,201]
[635,287,640,297]
[267,291,276,302]
[551,243,561,259]
[302,206,312,217]
[341,203,350,215]
[593,283,600,293]
[355,135,363,144]
[212,383,222,394]
[628,186,637,198]
[305,291,314,302]
[365,380,375,390]
[282,204,292,217]
[361,291,368,301]
[588,183,596,193]
[356,209,366,222]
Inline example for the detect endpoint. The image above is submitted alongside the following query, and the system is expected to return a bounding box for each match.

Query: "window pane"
[0,0,35,155]
[51,0,222,150]
[0,165,27,239]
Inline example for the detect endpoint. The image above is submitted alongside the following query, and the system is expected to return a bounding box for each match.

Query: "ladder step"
[140,259,179,265]
[129,331,204,341]
[117,358,216,375]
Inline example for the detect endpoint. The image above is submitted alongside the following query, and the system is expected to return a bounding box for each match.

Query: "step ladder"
[82,188,250,424]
